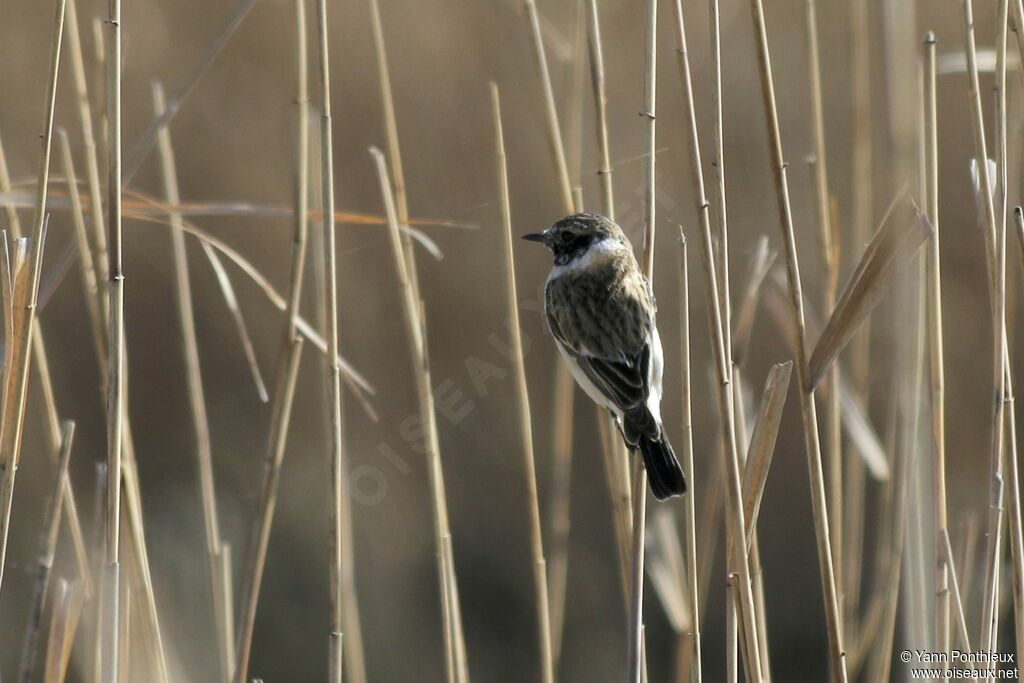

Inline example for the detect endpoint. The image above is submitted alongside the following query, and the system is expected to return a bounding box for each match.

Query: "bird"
[523,212,686,500]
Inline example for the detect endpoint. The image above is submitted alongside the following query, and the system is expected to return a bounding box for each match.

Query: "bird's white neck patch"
[548,238,624,281]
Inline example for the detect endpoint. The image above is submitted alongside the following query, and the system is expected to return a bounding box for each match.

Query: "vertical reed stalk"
[748,0,847,678]
[102,0,124,679]
[151,81,234,681]
[585,0,614,219]
[923,29,951,668]
[233,3,310,679]
[0,0,65,596]
[492,84,555,683]
[677,236,702,682]
[313,1,367,679]
[673,2,764,680]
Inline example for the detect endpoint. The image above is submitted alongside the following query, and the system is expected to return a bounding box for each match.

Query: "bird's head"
[522,213,628,266]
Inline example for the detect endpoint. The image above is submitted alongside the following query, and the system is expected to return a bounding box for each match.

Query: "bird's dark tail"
[638,433,686,500]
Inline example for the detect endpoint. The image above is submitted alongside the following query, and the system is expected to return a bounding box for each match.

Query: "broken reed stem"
[673,2,763,680]
[314,2,367,680]
[0,0,65,597]
[923,29,952,668]
[371,147,466,683]
[233,3,311,680]
[18,421,74,683]
[585,0,614,219]
[151,81,233,680]
[678,237,702,682]
[748,0,847,678]
[102,0,124,677]
[804,0,843,620]
[492,83,555,683]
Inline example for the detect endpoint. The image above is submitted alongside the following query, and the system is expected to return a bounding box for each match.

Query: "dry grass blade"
[372,146,466,682]
[492,83,554,683]
[585,0,613,219]
[123,0,260,181]
[742,362,792,548]
[18,420,74,683]
[199,241,269,402]
[808,196,932,389]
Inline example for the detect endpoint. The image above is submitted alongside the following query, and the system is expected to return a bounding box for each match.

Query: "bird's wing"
[546,305,650,413]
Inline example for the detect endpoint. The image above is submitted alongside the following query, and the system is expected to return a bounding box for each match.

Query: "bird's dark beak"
[522,232,548,245]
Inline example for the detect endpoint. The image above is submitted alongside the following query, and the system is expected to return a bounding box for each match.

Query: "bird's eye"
[559,232,573,244]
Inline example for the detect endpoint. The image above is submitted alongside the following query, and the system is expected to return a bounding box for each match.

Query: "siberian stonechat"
[524,213,685,500]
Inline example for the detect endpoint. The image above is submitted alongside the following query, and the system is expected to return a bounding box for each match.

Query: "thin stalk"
[19,421,75,683]
[748,0,847,677]
[585,0,613,219]
[674,2,764,680]
[678,236,701,682]
[0,0,66,596]
[102,0,124,678]
[372,147,466,683]
[629,2,656,681]
[707,0,731,369]
[492,84,554,683]
[923,30,951,669]
[233,2,310,678]
[151,81,233,680]
[314,1,367,679]
[804,0,842,623]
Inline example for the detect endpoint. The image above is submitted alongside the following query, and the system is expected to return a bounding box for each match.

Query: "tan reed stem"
[0,0,65,597]
[492,83,555,683]
[233,3,311,679]
[314,1,367,679]
[678,235,701,682]
[371,146,467,683]
[151,80,234,680]
[673,2,764,679]
[101,0,124,677]
[585,0,614,219]
[748,0,847,677]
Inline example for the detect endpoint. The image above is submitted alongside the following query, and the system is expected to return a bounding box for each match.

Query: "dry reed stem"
[673,2,764,679]
[151,81,234,679]
[707,0,731,365]
[628,457,647,683]
[19,420,74,683]
[747,0,846,677]
[314,1,367,679]
[0,0,65,596]
[123,0,260,182]
[941,529,975,657]
[585,0,614,219]
[233,3,310,678]
[677,236,701,682]
[741,362,792,549]
[233,338,305,683]
[492,83,555,683]
[102,0,124,677]
[922,31,952,667]
[372,147,466,683]
[66,0,108,296]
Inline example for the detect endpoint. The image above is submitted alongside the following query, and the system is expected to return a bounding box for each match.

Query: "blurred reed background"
[0,0,1018,680]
